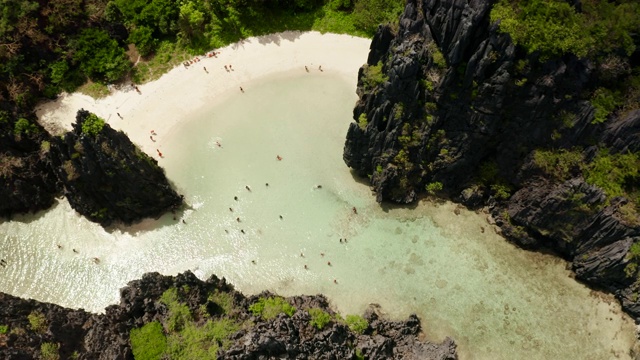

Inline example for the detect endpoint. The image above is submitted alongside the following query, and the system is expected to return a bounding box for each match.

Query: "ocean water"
[1,71,637,359]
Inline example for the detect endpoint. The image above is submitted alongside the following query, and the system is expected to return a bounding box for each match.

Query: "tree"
[72,28,130,82]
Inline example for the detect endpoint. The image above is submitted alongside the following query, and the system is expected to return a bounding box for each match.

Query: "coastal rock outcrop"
[0,272,458,359]
[344,0,640,318]
[0,115,58,218]
[48,109,183,226]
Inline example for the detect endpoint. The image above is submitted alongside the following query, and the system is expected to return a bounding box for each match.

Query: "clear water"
[1,72,636,359]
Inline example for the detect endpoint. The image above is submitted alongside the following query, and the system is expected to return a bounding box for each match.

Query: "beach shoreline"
[35,31,371,160]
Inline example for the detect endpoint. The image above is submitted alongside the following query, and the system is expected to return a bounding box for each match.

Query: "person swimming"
[276,155,282,161]
[245,185,251,191]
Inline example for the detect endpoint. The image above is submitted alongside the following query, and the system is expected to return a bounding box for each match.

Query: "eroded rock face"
[0,272,458,360]
[0,117,58,218]
[48,109,183,226]
[343,0,640,317]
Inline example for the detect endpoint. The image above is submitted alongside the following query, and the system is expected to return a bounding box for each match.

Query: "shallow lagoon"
[1,72,637,359]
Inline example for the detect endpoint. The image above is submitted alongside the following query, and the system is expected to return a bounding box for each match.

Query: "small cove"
[1,71,637,359]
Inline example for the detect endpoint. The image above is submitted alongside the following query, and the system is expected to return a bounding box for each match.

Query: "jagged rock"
[48,109,183,226]
[343,0,640,321]
[0,117,58,218]
[0,272,458,359]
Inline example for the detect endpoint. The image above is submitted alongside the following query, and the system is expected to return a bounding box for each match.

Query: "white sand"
[35,31,371,159]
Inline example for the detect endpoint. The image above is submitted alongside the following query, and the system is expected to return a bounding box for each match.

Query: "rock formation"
[343,0,640,317]
[47,109,183,226]
[0,272,457,359]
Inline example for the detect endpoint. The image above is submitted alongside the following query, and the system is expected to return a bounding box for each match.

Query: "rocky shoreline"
[343,0,640,319]
[0,272,457,359]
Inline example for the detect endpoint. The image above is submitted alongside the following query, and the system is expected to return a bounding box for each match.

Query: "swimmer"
[320,252,324,257]
[57,244,62,249]
[151,130,157,135]
[300,253,304,257]
[117,112,123,119]
[334,279,338,284]
[182,219,186,224]
[276,155,282,161]
[251,260,256,264]
[72,249,78,253]
[240,86,244,93]
[279,215,283,220]
[240,229,245,234]
[224,65,229,71]
[305,66,309,72]
[229,64,233,70]
[224,229,229,233]
[315,185,322,189]
[344,238,348,243]
[203,66,208,73]
[229,207,233,212]
[265,183,269,187]
[236,217,240,222]
[352,207,358,214]
[245,185,251,192]
[327,261,331,266]
[319,65,323,72]
[340,238,343,243]
[216,141,222,147]
[92,257,100,264]
[150,136,155,142]
[234,196,238,201]
[304,265,308,270]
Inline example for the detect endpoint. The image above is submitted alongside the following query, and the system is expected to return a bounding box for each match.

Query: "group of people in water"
[225,167,357,286]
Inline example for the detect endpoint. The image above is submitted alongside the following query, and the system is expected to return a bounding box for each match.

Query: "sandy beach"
[36,31,371,159]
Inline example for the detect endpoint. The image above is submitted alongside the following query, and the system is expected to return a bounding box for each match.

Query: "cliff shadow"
[0,199,61,225]
[104,203,193,236]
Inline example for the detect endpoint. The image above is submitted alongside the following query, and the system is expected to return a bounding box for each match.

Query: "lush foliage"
[532,148,584,181]
[14,118,38,136]
[72,28,130,82]
[249,296,296,320]
[345,314,368,334]
[583,150,639,199]
[0,325,7,334]
[40,342,60,360]
[27,311,47,333]
[166,319,239,358]
[490,0,640,58]
[425,181,443,194]
[361,61,387,90]
[590,88,622,124]
[81,113,106,137]
[308,308,333,329]
[160,288,193,332]
[130,321,168,360]
[358,113,368,130]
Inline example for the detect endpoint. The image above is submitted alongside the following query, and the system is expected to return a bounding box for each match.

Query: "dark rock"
[48,109,183,226]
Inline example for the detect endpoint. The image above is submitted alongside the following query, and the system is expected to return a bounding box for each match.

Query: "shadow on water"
[1,199,61,225]
[105,202,193,236]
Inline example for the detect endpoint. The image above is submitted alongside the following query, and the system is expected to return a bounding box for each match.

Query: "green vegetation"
[358,113,368,130]
[308,308,332,329]
[0,325,8,334]
[130,321,168,360]
[490,0,640,59]
[40,342,60,360]
[490,184,512,200]
[165,319,239,358]
[426,181,443,195]
[208,290,235,315]
[583,150,639,199]
[249,296,296,320]
[81,113,106,137]
[590,88,622,124]
[27,311,47,334]
[532,148,584,181]
[345,314,368,334]
[14,118,38,137]
[362,61,388,90]
[160,288,193,332]
[427,42,446,68]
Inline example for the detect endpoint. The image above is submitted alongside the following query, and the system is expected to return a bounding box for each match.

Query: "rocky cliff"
[48,109,182,226]
[0,114,58,218]
[1,109,182,226]
[344,0,640,317]
[0,272,457,360]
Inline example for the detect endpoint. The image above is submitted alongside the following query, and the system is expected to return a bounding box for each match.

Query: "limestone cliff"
[0,272,457,359]
[343,0,640,317]
[47,109,183,226]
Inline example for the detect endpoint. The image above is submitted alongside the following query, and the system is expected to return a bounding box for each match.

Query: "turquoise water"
[1,72,637,359]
